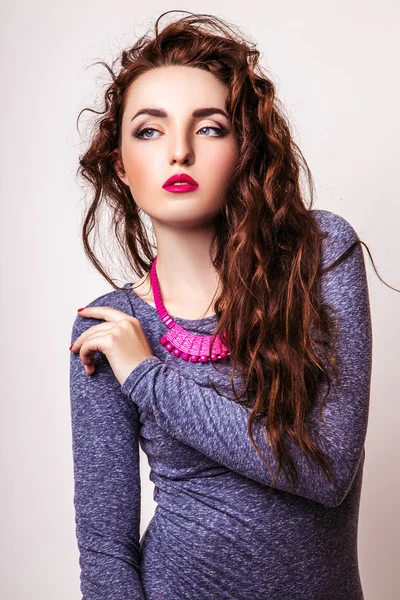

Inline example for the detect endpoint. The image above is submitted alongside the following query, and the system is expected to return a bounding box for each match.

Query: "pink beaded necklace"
[150,255,231,363]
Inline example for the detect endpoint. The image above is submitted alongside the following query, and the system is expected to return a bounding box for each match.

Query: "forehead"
[124,66,228,114]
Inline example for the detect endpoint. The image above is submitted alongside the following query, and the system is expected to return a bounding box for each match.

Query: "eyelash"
[134,126,227,140]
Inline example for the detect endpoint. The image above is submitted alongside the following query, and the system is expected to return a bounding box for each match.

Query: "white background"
[1,1,399,599]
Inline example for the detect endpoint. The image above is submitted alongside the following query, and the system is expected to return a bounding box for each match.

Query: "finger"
[83,363,95,376]
[70,321,115,353]
[79,331,116,374]
[77,306,137,323]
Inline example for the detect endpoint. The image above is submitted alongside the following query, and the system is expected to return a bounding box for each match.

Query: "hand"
[70,306,154,386]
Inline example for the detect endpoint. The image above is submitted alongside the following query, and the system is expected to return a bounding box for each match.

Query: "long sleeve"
[121,214,373,508]
[69,296,145,600]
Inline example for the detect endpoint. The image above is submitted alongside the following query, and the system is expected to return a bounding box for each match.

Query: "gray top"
[69,208,373,599]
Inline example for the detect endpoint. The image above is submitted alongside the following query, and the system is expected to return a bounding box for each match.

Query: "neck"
[151,220,221,313]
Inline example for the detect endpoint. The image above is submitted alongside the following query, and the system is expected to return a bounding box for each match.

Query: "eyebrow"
[130,107,230,122]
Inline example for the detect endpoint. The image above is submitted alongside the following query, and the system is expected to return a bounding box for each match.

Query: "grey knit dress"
[69,209,373,599]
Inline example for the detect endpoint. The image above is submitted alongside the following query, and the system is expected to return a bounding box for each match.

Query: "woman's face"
[115,65,239,228]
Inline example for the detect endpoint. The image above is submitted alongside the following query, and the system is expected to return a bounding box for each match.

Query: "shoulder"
[70,287,135,342]
[309,209,360,269]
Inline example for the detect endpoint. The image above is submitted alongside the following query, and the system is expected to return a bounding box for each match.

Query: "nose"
[168,129,195,166]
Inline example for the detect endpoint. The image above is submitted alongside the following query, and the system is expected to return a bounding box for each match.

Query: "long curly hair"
[75,10,394,493]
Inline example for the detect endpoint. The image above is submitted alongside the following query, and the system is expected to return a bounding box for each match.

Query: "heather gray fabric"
[69,209,372,600]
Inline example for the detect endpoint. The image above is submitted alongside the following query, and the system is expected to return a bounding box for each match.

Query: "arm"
[121,219,373,508]
[69,294,145,600]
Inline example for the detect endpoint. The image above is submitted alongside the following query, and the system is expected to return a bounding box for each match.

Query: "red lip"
[162,173,199,187]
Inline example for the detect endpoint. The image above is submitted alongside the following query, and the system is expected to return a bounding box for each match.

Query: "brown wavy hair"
[75,10,397,492]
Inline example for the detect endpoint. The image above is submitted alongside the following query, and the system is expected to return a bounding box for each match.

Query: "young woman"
[69,10,396,600]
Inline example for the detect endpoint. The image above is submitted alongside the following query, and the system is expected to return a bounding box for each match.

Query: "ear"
[111,149,129,186]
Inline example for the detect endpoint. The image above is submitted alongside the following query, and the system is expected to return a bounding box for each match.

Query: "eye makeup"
[133,125,229,140]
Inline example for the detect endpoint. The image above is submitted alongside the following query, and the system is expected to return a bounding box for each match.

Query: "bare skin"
[71,66,239,378]
[131,272,219,320]
[112,65,239,320]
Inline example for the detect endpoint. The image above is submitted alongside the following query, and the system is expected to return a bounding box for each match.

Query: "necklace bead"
[151,256,231,363]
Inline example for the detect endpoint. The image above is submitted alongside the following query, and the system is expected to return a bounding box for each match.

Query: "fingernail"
[77,308,85,312]
[69,344,73,350]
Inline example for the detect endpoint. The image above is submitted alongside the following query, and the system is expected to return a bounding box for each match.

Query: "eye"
[198,126,226,137]
[134,127,160,140]
[134,125,228,140]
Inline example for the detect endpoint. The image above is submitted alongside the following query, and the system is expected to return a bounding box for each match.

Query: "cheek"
[216,152,237,177]
[208,144,239,189]
[124,147,162,194]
